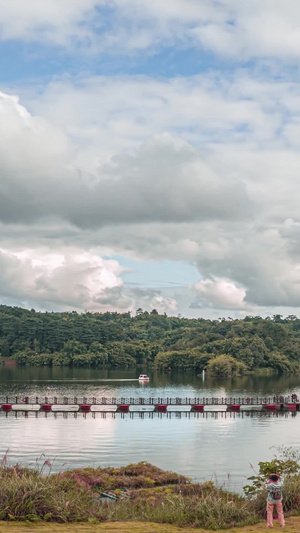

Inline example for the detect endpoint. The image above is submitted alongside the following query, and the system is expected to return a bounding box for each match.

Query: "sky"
[2,1,300,318]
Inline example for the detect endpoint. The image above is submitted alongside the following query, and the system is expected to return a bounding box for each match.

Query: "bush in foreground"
[0,466,103,522]
[243,448,300,518]
[60,461,189,491]
[0,461,260,528]
[104,483,258,530]
[104,495,257,530]
[4,458,300,529]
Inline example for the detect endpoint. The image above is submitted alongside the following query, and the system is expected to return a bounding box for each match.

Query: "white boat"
[138,374,150,381]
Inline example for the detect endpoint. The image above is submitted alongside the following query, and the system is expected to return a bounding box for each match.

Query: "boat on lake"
[138,374,150,382]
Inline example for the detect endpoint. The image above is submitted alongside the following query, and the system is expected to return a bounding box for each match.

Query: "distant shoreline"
[1,305,300,375]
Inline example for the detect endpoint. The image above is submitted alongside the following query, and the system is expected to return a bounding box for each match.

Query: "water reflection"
[1,366,300,492]
[0,410,297,419]
[0,407,299,492]
[1,366,300,398]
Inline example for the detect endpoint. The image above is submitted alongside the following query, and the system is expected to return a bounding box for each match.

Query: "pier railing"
[0,396,295,405]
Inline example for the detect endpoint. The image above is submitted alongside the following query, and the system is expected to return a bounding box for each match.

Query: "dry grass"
[0,463,258,528]
[0,518,300,533]
[1,462,299,531]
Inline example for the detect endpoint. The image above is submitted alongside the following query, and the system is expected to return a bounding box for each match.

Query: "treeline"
[1,305,300,374]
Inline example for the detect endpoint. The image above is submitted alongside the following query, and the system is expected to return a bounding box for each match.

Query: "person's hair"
[269,474,279,482]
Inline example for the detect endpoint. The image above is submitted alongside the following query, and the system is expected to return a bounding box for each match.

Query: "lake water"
[1,364,300,492]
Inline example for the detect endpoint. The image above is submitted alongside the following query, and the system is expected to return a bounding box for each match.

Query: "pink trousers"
[267,501,285,527]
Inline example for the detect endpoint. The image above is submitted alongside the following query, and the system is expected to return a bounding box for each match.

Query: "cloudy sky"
[2,1,300,318]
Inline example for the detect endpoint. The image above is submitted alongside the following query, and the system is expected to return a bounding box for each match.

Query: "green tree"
[207,354,247,377]
[62,340,86,356]
[0,339,10,357]
[266,351,298,373]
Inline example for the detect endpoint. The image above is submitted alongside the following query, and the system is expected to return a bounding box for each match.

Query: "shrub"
[61,462,189,491]
[207,354,247,377]
[104,492,258,530]
[0,466,102,522]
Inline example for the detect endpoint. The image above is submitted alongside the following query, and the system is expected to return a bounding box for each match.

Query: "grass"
[0,465,101,522]
[0,464,259,528]
[1,519,300,532]
[60,461,189,490]
[1,460,300,530]
[103,484,259,529]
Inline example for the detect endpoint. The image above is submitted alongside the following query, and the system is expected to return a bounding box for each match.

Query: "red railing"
[0,396,295,406]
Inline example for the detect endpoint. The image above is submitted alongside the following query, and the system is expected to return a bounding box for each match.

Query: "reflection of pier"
[0,410,298,420]
[0,396,299,413]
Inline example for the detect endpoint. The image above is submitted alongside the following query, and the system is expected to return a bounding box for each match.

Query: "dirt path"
[1,519,300,533]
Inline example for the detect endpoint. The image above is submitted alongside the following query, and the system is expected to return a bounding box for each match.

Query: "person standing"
[266,473,285,528]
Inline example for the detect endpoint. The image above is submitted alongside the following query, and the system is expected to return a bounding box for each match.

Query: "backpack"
[270,486,281,500]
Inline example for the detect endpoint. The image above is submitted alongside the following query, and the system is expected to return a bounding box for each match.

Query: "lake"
[1,364,300,492]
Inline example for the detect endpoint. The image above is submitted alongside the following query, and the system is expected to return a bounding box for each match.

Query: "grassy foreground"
[3,460,300,530]
[1,519,300,532]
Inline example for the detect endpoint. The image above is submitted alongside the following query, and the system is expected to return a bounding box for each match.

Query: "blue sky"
[114,257,199,290]
[2,1,300,318]
[0,25,233,83]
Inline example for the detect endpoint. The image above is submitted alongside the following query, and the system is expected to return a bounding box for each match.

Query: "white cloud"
[0,88,254,228]
[0,0,100,46]
[1,0,300,61]
[194,278,246,310]
[0,91,74,223]
[2,67,300,314]
[21,73,281,165]
[112,0,300,60]
[5,3,300,318]
[0,247,124,311]
[0,245,179,315]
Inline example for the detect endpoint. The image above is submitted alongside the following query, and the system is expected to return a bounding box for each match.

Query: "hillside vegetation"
[1,305,300,375]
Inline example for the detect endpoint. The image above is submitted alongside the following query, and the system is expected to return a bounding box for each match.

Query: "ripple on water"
[1,367,300,492]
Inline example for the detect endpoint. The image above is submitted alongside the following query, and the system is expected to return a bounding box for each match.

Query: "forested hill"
[1,305,300,375]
